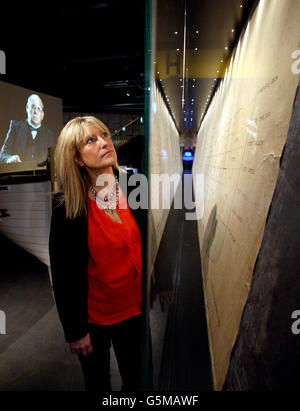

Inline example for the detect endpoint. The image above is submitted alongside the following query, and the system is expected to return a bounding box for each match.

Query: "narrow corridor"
[151,170,213,390]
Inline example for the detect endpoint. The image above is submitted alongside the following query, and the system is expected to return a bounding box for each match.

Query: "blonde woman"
[49,116,144,391]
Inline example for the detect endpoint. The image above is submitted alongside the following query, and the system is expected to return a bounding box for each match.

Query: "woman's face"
[77,124,117,173]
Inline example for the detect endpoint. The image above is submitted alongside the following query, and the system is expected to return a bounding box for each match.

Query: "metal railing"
[111,116,143,148]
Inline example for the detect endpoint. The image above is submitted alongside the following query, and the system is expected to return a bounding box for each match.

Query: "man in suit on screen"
[0,94,54,164]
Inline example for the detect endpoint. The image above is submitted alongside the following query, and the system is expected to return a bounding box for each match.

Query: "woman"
[49,116,145,391]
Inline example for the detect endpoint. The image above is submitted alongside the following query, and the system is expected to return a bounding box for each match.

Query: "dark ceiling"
[0,0,145,114]
[0,0,257,140]
[155,0,258,145]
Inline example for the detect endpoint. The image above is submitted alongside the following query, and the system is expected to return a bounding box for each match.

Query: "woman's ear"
[75,156,85,167]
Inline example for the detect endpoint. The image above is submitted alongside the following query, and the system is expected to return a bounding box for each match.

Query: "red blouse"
[87,192,142,325]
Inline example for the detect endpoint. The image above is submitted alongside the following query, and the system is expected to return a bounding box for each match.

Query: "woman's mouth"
[102,150,112,158]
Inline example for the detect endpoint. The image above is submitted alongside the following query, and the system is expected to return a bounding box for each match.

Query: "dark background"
[0,1,145,114]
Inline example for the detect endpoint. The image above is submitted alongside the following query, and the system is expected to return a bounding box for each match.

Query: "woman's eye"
[85,133,109,144]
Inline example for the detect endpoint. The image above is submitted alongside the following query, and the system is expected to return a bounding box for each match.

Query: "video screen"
[0,80,63,173]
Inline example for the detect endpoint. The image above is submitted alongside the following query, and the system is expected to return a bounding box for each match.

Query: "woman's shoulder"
[51,192,87,225]
[52,192,66,213]
[50,193,69,227]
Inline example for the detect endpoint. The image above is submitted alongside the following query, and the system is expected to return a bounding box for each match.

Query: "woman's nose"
[97,136,107,147]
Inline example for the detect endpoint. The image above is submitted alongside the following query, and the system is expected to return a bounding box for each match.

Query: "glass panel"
[147,0,186,390]
[142,0,153,390]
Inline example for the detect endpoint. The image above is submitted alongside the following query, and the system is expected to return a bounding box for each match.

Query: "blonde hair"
[55,116,119,219]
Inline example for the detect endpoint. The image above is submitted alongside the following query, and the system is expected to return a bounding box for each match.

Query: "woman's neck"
[88,166,114,187]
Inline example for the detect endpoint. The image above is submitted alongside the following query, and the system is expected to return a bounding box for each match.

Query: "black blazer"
[49,183,146,343]
[0,119,54,163]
